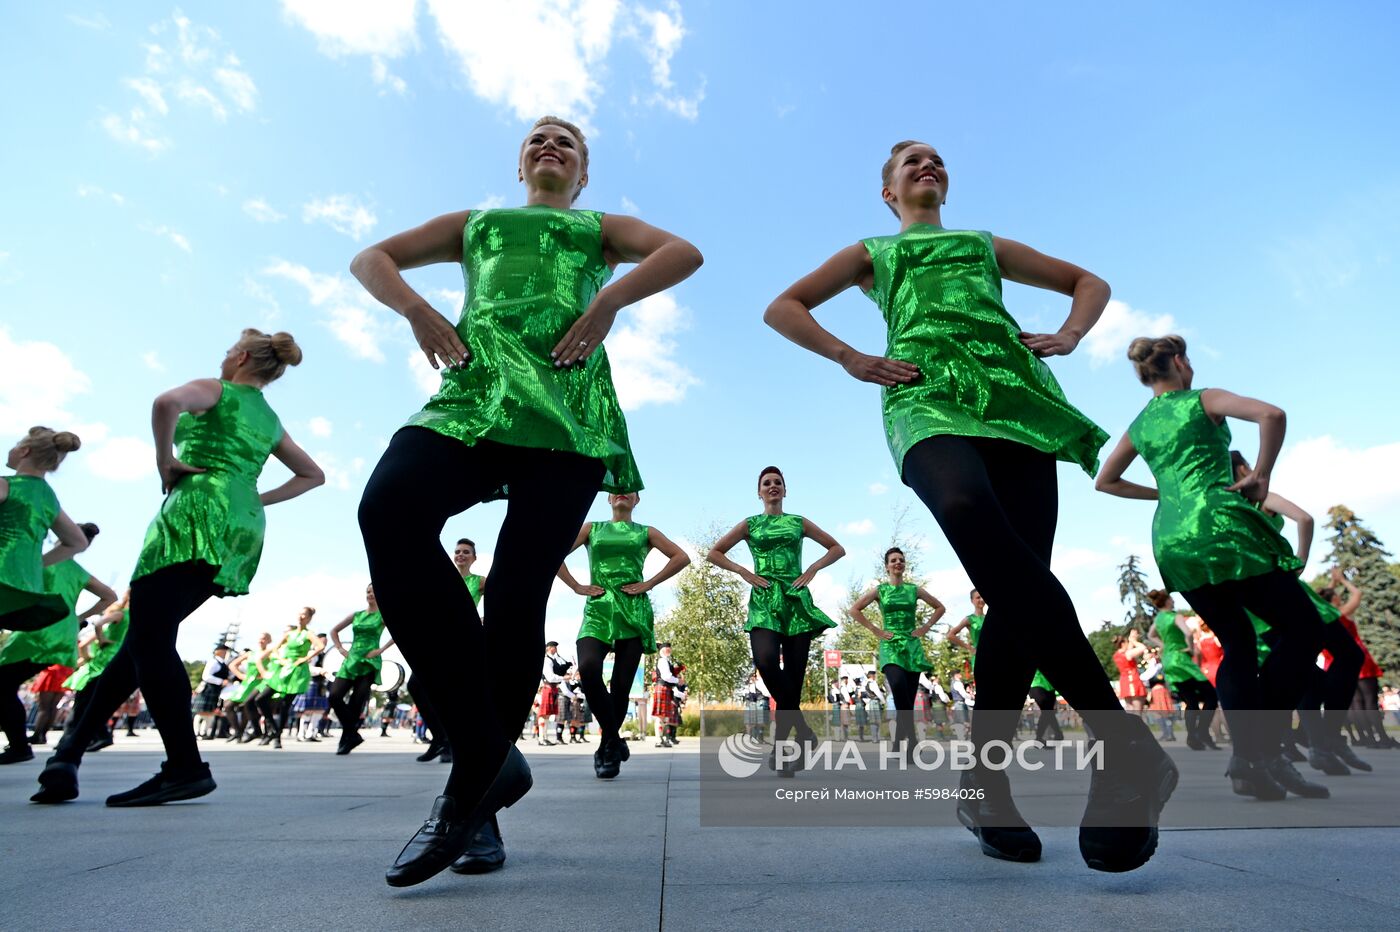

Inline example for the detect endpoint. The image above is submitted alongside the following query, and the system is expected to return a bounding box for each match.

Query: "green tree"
[1118,554,1154,635]
[183,659,204,690]
[1322,506,1400,683]
[652,529,753,705]
[1086,620,1122,680]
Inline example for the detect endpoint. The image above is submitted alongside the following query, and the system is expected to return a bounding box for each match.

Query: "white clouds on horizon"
[263,259,394,361]
[839,518,876,535]
[308,416,333,438]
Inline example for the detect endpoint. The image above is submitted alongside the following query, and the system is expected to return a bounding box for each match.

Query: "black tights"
[1295,621,1363,748]
[749,629,814,742]
[576,636,643,742]
[881,665,920,749]
[56,562,219,773]
[1354,677,1386,743]
[901,436,1131,779]
[0,660,44,749]
[1028,686,1064,742]
[1172,678,1218,744]
[1181,571,1325,760]
[329,674,374,737]
[359,428,603,805]
[253,687,293,736]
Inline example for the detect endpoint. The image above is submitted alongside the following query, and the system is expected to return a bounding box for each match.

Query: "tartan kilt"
[191,682,222,713]
[650,684,675,721]
[853,702,868,725]
[745,699,770,727]
[914,689,928,721]
[538,684,559,717]
[560,694,586,723]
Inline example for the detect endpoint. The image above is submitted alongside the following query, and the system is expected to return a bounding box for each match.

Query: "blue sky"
[2,2,1398,664]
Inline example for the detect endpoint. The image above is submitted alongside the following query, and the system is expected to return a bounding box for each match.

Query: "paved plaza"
[2,732,1398,930]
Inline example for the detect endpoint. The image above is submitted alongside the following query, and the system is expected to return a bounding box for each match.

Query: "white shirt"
[656,655,680,685]
[201,656,229,687]
[542,653,567,685]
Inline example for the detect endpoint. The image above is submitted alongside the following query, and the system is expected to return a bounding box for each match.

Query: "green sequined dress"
[464,573,483,605]
[861,226,1107,477]
[0,560,88,667]
[1128,390,1301,593]
[1245,510,1338,665]
[0,475,68,631]
[577,520,656,652]
[339,610,386,682]
[131,381,284,596]
[743,513,835,636]
[227,650,268,704]
[1153,609,1208,688]
[965,610,1052,692]
[405,207,641,496]
[875,582,932,673]
[268,628,314,696]
[64,608,129,691]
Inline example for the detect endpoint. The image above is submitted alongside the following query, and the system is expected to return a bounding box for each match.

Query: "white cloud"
[281,0,420,57]
[313,451,366,491]
[101,112,168,154]
[308,416,333,438]
[606,291,698,410]
[302,194,378,241]
[429,288,465,313]
[407,347,443,394]
[76,184,126,205]
[243,276,282,323]
[175,79,228,120]
[1081,299,1178,368]
[474,194,506,210]
[0,327,92,435]
[86,436,157,482]
[263,259,392,361]
[840,518,876,536]
[214,58,258,111]
[868,482,889,495]
[141,350,165,371]
[125,77,169,115]
[620,195,640,215]
[371,56,409,95]
[67,12,112,30]
[141,224,192,253]
[242,197,286,223]
[1274,435,1400,522]
[631,1,704,119]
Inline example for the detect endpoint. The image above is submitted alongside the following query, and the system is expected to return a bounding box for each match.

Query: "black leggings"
[1181,570,1326,760]
[329,674,374,736]
[1028,685,1064,742]
[1295,621,1363,747]
[1355,677,1386,742]
[882,664,921,749]
[56,562,219,773]
[1172,678,1218,743]
[253,686,294,736]
[0,660,45,749]
[359,428,603,805]
[749,629,814,742]
[901,436,1130,765]
[576,636,643,742]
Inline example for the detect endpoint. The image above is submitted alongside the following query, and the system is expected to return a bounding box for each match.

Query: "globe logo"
[717,733,768,778]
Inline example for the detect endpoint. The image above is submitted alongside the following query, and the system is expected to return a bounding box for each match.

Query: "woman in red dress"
[1195,621,1225,687]
[1113,629,1149,712]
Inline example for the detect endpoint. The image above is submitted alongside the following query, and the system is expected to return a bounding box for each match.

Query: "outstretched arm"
[623,527,692,595]
[994,237,1111,358]
[793,519,845,589]
[706,522,770,589]
[260,432,325,506]
[1095,433,1158,500]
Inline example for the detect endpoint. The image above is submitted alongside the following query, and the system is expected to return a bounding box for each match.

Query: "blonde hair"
[524,116,589,203]
[881,140,930,218]
[235,328,303,384]
[16,426,81,471]
[1127,334,1187,385]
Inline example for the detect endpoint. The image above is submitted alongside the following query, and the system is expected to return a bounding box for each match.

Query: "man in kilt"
[537,642,570,746]
[558,670,588,743]
[192,643,232,739]
[652,643,680,747]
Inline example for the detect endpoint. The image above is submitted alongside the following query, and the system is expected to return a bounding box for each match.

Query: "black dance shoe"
[617,738,630,761]
[1264,755,1330,799]
[1079,716,1178,873]
[450,815,506,874]
[1280,742,1307,763]
[107,762,217,807]
[1331,738,1372,773]
[337,731,365,756]
[385,746,532,888]
[86,734,114,753]
[594,739,621,779]
[1202,734,1222,750]
[1307,747,1350,776]
[0,745,35,764]
[1226,755,1286,801]
[955,770,1041,863]
[30,759,79,804]
[416,740,445,762]
[439,745,454,764]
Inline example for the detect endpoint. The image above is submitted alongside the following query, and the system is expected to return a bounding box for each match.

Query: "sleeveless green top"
[1128,390,1301,592]
[340,610,386,682]
[743,513,835,636]
[405,207,641,497]
[464,573,483,605]
[227,649,268,703]
[966,613,985,649]
[0,474,68,630]
[578,520,656,652]
[1153,609,1207,686]
[861,226,1107,477]
[64,608,129,691]
[876,582,932,673]
[0,559,87,667]
[269,627,314,696]
[131,381,284,596]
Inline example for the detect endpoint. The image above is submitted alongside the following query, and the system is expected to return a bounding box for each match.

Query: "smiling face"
[519,123,588,201]
[366,584,378,612]
[970,590,985,613]
[882,142,948,219]
[757,469,786,506]
[453,541,476,571]
[885,549,906,576]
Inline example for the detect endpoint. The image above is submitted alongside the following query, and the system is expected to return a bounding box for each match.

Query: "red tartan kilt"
[650,684,675,720]
[32,665,75,693]
[538,684,559,717]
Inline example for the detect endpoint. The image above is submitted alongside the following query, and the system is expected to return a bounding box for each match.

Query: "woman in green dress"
[1146,589,1219,752]
[765,141,1174,872]
[225,631,273,743]
[35,329,324,807]
[0,522,115,763]
[1096,334,1330,801]
[329,585,394,755]
[353,116,702,887]
[558,491,690,778]
[707,466,845,773]
[254,608,324,749]
[62,594,130,751]
[847,546,945,755]
[1,427,90,633]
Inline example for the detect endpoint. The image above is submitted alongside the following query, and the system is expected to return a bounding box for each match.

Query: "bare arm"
[1263,492,1313,566]
[763,244,921,387]
[42,510,90,566]
[912,587,947,638]
[792,519,845,589]
[1095,433,1158,500]
[350,210,471,371]
[946,616,974,653]
[706,521,770,589]
[557,523,602,596]
[993,237,1111,358]
[1200,389,1286,503]
[260,432,325,506]
[152,378,224,493]
[551,215,703,368]
[622,527,692,595]
[329,614,355,656]
[76,576,118,621]
[847,588,890,639]
[1332,567,1362,617]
